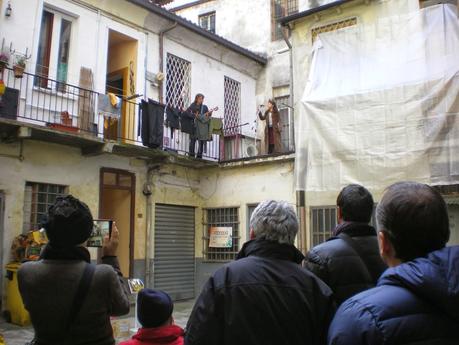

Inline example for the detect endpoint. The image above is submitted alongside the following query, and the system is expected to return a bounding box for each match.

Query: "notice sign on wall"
[209,227,233,248]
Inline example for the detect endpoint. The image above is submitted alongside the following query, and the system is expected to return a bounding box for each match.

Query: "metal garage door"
[154,204,195,301]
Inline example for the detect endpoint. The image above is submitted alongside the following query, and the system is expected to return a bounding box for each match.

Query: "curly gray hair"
[250,200,298,245]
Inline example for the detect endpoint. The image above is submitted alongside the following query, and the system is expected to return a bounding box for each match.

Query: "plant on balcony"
[13,56,26,78]
[0,52,9,73]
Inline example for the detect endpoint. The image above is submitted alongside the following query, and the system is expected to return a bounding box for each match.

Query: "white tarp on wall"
[297,4,459,192]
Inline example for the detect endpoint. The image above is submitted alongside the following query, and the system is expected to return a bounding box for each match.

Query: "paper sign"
[209,227,232,248]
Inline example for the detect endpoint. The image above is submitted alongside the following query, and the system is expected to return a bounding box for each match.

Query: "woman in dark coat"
[258,99,282,154]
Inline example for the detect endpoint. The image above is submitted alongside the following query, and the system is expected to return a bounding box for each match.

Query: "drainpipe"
[281,24,306,252]
[281,23,295,149]
[158,22,178,103]
[144,31,149,100]
[143,165,159,287]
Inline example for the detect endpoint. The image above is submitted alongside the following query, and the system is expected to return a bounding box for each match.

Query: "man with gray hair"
[186,200,335,345]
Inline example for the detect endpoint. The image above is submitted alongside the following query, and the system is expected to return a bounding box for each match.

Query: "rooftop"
[126,0,267,65]
[280,0,353,26]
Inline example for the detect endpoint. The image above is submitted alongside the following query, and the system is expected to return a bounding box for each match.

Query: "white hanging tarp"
[297,4,459,192]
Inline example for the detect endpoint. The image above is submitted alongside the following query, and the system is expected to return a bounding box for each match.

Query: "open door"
[106,29,138,142]
[99,168,135,277]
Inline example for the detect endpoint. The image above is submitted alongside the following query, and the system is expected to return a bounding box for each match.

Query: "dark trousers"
[189,139,205,158]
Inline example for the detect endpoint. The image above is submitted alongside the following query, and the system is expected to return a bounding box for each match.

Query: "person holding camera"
[18,195,130,345]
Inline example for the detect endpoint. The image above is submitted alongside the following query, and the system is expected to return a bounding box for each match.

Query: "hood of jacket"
[378,245,459,321]
[133,325,184,344]
[236,238,305,264]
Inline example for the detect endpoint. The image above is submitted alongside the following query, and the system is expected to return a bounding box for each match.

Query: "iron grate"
[224,76,241,137]
[165,53,191,109]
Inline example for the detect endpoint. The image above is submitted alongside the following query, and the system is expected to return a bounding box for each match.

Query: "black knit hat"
[137,288,173,328]
[44,195,93,247]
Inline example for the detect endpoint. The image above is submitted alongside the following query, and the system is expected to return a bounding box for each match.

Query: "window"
[272,0,298,41]
[275,95,294,152]
[35,9,73,90]
[311,204,378,246]
[165,53,191,110]
[310,206,337,247]
[23,182,67,232]
[223,76,241,136]
[199,12,216,33]
[203,208,240,261]
[311,17,357,44]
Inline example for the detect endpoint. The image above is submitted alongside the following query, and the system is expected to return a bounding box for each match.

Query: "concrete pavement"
[0,299,194,345]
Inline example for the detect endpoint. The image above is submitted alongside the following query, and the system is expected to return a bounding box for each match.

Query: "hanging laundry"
[165,106,181,129]
[98,94,121,119]
[140,99,164,149]
[209,117,223,138]
[180,111,196,136]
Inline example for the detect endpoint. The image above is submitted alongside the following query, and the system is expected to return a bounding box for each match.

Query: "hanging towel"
[108,92,118,107]
[98,94,121,119]
[166,106,181,129]
[209,117,223,137]
[180,111,196,137]
[141,99,164,148]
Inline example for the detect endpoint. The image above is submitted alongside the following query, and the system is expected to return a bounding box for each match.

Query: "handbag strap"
[65,263,96,336]
[338,233,373,283]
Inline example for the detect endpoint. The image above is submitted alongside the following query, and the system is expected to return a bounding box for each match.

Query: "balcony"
[0,68,294,163]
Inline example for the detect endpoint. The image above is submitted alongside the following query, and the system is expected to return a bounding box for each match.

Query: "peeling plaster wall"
[0,140,147,305]
[148,158,295,291]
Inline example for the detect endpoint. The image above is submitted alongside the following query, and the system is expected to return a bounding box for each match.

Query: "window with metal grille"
[272,0,298,41]
[165,53,191,110]
[23,182,67,232]
[310,206,337,247]
[311,204,378,246]
[203,207,240,262]
[199,12,216,33]
[275,95,294,152]
[224,76,241,137]
[311,17,357,44]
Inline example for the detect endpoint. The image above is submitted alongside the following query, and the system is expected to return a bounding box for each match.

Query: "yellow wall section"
[107,39,138,141]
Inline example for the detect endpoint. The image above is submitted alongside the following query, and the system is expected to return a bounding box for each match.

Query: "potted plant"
[13,56,26,78]
[0,52,9,73]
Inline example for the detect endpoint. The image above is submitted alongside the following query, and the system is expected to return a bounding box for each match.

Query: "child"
[121,289,184,345]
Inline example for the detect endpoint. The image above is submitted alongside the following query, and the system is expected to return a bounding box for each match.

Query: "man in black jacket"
[186,200,334,345]
[304,184,386,306]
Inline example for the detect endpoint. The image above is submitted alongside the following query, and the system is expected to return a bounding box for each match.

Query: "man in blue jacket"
[328,181,459,345]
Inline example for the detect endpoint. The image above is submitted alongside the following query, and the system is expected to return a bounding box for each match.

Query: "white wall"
[164,38,258,136]
[173,0,292,101]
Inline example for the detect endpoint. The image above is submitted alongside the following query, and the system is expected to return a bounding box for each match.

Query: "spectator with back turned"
[328,182,459,345]
[304,184,386,306]
[186,200,335,345]
[18,195,130,345]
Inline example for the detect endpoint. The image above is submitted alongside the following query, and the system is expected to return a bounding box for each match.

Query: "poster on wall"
[209,227,233,248]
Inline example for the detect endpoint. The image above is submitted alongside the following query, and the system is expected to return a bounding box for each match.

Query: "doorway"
[104,69,128,140]
[106,29,138,142]
[99,168,136,277]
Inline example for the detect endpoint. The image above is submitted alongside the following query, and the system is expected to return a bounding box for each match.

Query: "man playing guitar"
[186,93,218,159]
